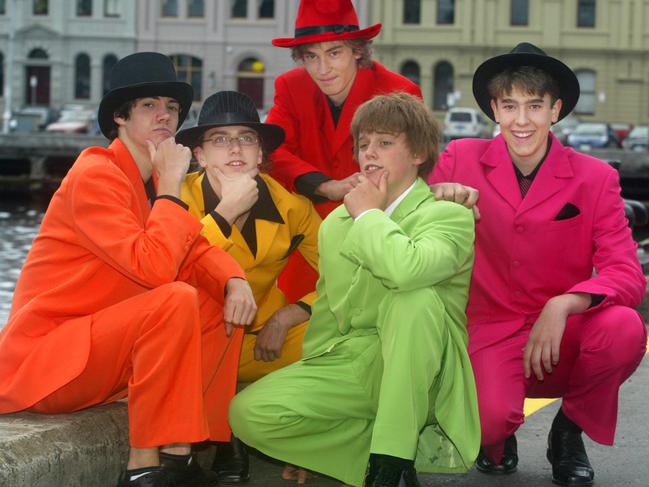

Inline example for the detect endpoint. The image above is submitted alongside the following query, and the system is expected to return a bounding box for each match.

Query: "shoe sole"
[475,464,517,475]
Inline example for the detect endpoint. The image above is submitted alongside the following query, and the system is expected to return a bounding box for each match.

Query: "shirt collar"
[385,180,417,217]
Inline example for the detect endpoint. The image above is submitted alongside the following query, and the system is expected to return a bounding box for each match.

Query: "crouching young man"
[228,92,480,487]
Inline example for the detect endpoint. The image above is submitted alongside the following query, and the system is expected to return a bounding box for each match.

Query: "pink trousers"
[470,305,647,463]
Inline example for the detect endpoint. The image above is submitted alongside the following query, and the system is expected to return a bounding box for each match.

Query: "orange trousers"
[29,282,242,448]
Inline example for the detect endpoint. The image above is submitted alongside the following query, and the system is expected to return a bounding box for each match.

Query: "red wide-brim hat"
[272,0,382,48]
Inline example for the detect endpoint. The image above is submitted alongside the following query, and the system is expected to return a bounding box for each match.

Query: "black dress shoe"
[475,435,518,474]
[117,467,175,487]
[365,454,421,487]
[159,452,219,487]
[547,427,594,486]
[212,435,250,484]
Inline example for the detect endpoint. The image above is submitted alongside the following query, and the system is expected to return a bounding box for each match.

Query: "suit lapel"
[390,179,432,223]
[254,219,281,265]
[109,139,150,222]
[480,136,523,211]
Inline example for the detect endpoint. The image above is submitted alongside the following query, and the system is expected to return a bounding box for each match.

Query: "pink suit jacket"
[429,134,646,354]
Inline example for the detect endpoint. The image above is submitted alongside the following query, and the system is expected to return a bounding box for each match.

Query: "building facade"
[0,0,137,115]
[372,0,649,125]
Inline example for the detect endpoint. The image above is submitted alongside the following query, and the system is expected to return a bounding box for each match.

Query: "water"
[0,198,45,328]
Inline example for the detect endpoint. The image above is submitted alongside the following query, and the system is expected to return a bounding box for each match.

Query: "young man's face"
[114,96,180,148]
[301,41,361,106]
[490,87,562,168]
[194,125,262,179]
[357,131,423,200]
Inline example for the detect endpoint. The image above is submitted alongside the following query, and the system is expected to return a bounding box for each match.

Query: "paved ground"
[242,355,649,487]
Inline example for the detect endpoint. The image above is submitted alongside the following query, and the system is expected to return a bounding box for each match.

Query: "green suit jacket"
[303,177,480,472]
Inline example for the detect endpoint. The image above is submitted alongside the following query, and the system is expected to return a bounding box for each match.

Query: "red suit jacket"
[429,134,646,353]
[267,61,422,218]
[0,139,244,412]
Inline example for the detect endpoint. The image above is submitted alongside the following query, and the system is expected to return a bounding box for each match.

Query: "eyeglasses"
[201,133,260,148]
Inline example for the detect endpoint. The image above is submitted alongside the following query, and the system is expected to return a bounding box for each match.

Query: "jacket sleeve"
[69,161,205,288]
[294,196,322,306]
[428,140,457,184]
[339,202,475,292]
[266,75,327,191]
[566,169,647,308]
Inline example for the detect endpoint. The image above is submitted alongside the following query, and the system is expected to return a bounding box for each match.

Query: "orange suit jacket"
[0,138,245,412]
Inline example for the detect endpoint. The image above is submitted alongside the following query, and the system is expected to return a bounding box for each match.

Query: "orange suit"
[0,138,245,448]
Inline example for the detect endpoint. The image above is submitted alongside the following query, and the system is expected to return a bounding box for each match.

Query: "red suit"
[267,61,422,300]
[429,134,647,460]
[0,139,245,448]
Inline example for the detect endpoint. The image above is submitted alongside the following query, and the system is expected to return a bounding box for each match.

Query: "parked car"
[622,125,649,151]
[9,106,59,133]
[45,105,96,134]
[566,122,621,149]
[550,113,580,144]
[443,107,491,140]
[611,122,633,143]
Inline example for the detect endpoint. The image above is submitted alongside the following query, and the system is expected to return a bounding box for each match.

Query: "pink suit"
[429,134,647,461]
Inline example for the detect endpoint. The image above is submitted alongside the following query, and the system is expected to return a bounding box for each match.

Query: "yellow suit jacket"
[181,172,321,332]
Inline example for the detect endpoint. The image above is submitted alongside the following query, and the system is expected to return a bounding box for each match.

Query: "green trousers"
[229,288,479,487]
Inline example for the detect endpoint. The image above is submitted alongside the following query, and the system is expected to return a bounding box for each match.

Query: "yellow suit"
[181,172,321,381]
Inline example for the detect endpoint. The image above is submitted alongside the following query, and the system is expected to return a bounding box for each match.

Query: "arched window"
[170,54,202,101]
[102,54,118,94]
[28,48,49,59]
[400,60,420,86]
[0,52,4,97]
[231,0,247,18]
[574,69,596,114]
[187,0,204,18]
[433,61,454,110]
[403,0,421,24]
[437,0,455,24]
[75,53,91,99]
[258,0,274,18]
[511,0,529,26]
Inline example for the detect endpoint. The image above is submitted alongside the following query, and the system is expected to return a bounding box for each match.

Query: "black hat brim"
[176,121,285,154]
[472,52,580,122]
[98,81,194,138]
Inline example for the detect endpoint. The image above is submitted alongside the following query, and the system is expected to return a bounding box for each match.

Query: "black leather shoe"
[366,454,421,487]
[117,467,175,487]
[547,427,595,486]
[211,435,250,484]
[475,435,518,474]
[159,452,219,487]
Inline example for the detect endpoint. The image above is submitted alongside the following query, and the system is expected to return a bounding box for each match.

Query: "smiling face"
[491,86,562,170]
[357,131,423,204]
[114,96,180,149]
[301,41,360,106]
[194,125,262,181]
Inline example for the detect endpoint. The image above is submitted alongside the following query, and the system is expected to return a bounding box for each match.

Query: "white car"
[443,108,491,141]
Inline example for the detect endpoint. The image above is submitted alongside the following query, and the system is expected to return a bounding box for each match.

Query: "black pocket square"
[283,234,305,258]
[554,203,580,220]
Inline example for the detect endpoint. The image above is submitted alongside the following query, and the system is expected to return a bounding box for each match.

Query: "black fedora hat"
[472,42,580,122]
[175,91,285,153]
[98,52,194,138]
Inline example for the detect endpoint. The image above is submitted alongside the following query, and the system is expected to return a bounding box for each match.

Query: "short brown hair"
[351,92,439,178]
[488,65,560,105]
[107,99,136,140]
[290,39,373,68]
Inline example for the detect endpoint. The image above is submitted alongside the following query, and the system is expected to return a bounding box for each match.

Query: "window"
[231,0,247,18]
[170,54,202,101]
[0,0,6,15]
[161,0,178,17]
[104,0,120,17]
[75,53,91,99]
[258,0,274,18]
[574,69,595,114]
[577,0,595,27]
[403,0,421,24]
[437,0,454,24]
[0,52,4,97]
[28,48,48,59]
[102,54,118,94]
[433,61,454,110]
[77,0,92,16]
[511,0,528,26]
[400,60,421,86]
[187,0,204,18]
[33,0,48,15]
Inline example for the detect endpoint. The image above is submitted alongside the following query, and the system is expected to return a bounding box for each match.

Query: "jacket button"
[512,260,521,268]
[513,290,522,298]
[515,225,525,233]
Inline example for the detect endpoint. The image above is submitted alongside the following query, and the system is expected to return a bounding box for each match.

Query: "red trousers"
[29,282,242,448]
[471,305,647,463]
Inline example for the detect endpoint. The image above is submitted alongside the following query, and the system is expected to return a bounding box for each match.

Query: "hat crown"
[107,52,181,92]
[295,0,359,29]
[509,42,547,56]
[198,91,260,126]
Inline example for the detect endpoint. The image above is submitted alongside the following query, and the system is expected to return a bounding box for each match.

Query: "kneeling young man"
[229,92,480,487]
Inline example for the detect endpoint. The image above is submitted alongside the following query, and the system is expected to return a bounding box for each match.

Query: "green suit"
[229,179,480,486]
